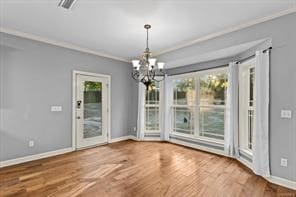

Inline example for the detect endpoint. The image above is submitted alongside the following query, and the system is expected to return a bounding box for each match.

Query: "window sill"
[170,132,224,146]
[144,130,160,133]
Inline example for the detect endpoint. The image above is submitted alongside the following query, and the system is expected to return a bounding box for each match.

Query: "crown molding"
[155,6,296,56]
[0,27,129,63]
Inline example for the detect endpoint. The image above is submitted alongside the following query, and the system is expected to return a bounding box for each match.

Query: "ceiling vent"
[58,0,76,9]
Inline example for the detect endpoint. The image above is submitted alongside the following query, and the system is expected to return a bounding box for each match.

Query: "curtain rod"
[235,47,272,64]
[168,47,272,76]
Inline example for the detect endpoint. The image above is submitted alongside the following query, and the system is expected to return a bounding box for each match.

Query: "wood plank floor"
[0,140,295,197]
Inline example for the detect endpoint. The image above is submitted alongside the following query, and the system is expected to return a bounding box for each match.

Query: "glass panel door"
[76,74,109,149]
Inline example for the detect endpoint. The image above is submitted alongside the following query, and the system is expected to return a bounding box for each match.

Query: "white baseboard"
[237,157,253,170]
[237,157,296,190]
[111,135,163,142]
[129,135,140,141]
[128,135,165,142]
[0,136,134,168]
[0,147,73,168]
[109,136,133,143]
[140,138,163,141]
[265,176,296,190]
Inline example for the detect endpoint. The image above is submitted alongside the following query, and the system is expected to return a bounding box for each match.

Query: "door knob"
[77,116,81,119]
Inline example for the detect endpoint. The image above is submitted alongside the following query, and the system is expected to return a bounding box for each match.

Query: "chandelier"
[132,24,165,90]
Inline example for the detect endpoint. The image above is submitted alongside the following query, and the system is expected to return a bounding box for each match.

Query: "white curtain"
[224,62,239,157]
[161,77,174,141]
[137,83,146,140]
[253,50,270,177]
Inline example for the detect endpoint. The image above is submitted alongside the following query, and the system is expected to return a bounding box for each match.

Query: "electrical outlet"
[133,127,137,132]
[51,106,63,112]
[280,158,288,167]
[29,140,34,147]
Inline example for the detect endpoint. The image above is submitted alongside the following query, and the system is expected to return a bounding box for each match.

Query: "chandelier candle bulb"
[149,58,156,66]
[132,60,140,70]
[131,24,166,90]
[157,62,165,70]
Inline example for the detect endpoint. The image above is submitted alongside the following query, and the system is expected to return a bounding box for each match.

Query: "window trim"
[238,58,256,155]
[170,132,224,146]
[144,82,162,133]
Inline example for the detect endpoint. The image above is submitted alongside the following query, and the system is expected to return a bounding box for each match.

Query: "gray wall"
[158,13,296,181]
[0,13,295,183]
[0,33,138,161]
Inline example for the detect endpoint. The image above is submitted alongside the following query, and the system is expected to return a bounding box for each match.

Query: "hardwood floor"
[0,140,295,197]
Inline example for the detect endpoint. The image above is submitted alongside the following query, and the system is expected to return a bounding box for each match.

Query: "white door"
[75,73,109,149]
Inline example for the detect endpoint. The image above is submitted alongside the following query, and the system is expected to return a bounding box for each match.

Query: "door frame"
[72,70,111,150]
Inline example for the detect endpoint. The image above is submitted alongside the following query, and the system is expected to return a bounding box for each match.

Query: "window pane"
[174,78,196,105]
[199,107,224,140]
[200,73,228,105]
[248,109,254,149]
[249,67,255,107]
[145,106,159,131]
[173,107,194,135]
[145,81,160,105]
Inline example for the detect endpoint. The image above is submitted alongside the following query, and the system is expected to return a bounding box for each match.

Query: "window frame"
[170,67,228,144]
[238,58,256,155]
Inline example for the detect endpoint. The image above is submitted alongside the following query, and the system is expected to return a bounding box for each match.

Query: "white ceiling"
[0,0,295,62]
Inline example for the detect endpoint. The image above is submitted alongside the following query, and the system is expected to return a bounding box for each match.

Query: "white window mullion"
[195,76,200,138]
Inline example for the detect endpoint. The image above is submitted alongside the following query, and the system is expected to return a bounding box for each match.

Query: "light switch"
[51,106,63,112]
[281,110,292,119]
[280,158,288,167]
[29,140,34,147]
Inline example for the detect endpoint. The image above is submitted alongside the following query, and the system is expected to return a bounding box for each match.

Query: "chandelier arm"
[152,70,156,79]
[149,69,156,80]
[132,71,142,82]
[152,76,165,82]
[152,71,166,82]
[145,69,150,80]
[131,73,139,82]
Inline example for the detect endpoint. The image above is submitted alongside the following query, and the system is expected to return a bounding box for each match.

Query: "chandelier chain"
[146,27,149,50]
